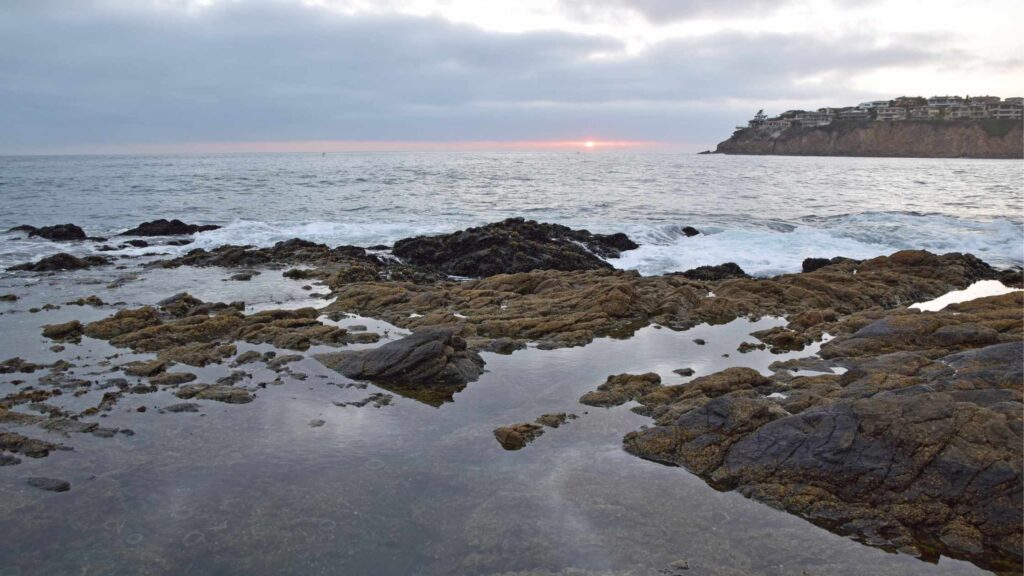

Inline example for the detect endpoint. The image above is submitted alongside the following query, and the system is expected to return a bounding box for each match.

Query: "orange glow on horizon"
[36,139,663,155]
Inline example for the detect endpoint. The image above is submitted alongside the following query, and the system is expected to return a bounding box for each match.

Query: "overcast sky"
[1,0,1021,154]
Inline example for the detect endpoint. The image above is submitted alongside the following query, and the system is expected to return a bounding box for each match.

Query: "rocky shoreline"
[2,217,1021,573]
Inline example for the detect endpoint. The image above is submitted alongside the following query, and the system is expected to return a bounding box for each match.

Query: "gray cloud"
[0,0,943,152]
[557,0,784,23]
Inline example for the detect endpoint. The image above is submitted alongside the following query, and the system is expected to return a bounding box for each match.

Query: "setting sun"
[583,140,596,148]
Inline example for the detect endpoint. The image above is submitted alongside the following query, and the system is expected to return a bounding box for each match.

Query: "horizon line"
[0,139,697,156]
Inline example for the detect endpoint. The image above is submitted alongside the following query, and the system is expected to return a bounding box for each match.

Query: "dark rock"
[802,256,857,273]
[149,372,197,386]
[680,262,747,281]
[391,218,638,277]
[120,219,220,236]
[0,454,21,466]
[673,367,695,377]
[124,239,149,248]
[681,226,700,237]
[0,294,18,302]
[175,384,255,404]
[164,402,200,413]
[9,253,110,272]
[316,327,484,388]
[27,224,86,241]
[26,477,70,492]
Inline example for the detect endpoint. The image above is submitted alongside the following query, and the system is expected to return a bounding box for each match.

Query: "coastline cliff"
[713,119,1023,159]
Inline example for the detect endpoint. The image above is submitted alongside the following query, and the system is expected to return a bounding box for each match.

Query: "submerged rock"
[175,384,254,404]
[681,226,700,237]
[9,253,110,272]
[316,327,484,389]
[26,477,71,492]
[391,217,638,277]
[120,219,220,236]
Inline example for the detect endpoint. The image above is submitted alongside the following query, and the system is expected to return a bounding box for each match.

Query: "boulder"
[120,219,220,236]
[681,226,700,237]
[26,224,86,241]
[316,327,484,388]
[679,262,747,281]
[8,253,110,272]
[391,218,638,277]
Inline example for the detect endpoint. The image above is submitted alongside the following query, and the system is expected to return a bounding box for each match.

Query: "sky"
[1,0,1022,154]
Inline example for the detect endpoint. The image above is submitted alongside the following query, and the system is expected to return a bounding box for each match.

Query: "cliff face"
[715,119,1023,159]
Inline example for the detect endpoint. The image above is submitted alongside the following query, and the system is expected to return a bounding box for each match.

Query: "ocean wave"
[610,212,1024,277]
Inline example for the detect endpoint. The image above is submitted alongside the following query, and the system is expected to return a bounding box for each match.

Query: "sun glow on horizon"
[583,140,596,148]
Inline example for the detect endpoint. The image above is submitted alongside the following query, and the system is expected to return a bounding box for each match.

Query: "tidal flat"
[0,218,1020,576]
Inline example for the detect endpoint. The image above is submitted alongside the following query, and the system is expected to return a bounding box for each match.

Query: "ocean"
[0,151,1021,576]
[1,152,1021,275]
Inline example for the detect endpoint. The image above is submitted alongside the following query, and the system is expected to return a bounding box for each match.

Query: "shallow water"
[1,152,1022,275]
[0,267,992,576]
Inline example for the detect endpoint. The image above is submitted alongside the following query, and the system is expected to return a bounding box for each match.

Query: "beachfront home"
[1004,97,1023,105]
[927,95,964,107]
[967,95,1000,105]
[794,111,832,127]
[837,108,870,120]
[857,100,890,109]
[893,96,927,107]
[986,103,1023,120]
[875,107,907,121]
[763,118,792,130]
[947,105,988,120]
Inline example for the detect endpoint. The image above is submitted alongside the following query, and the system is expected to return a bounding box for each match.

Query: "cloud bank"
[0,0,1018,153]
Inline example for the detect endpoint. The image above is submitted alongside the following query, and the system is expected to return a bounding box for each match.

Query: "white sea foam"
[609,213,1024,277]
[910,280,1021,312]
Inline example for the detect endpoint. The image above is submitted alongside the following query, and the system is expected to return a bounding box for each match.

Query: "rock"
[0,294,18,302]
[149,372,197,386]
[484,338,526,355]
[391,218,638,277]
[535,412,577,428]
[41,321,83,342]
[164,402,200,413]
[493,423,544,450]
[0,454,21,466]
[679,262,747,281]
[623,295,1023,571]
[681,226,700,237]
[309,419,326,428]
[120,219,220,236]
[316,327,484,388]
[229,271,259,281]
[65,295,105,306]
[9,253,110,272]
[0,431,60,458]
[26,477,71,492]
[673,367,695,377]
[801,257,855,273]
[124,239,149,248]
[579,373,662,407]
[232,350,263,366]
[175,384,254,404]
[26,224,86,241]
[122,359,167,377]
[283,268,316,280]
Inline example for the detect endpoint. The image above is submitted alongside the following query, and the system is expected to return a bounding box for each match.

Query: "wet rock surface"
[12,223,88,241]
[9,253,110,272]
[26,477,71,492]
[316,327,484,389]
[120,219,220,236]
[391,217,638,277]
[622,292,1024,572]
